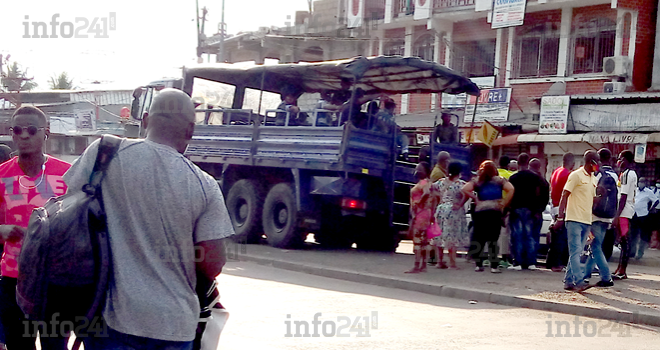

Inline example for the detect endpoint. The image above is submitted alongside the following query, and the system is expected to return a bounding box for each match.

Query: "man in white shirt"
[631,178,659,260]
[613,150,637,280]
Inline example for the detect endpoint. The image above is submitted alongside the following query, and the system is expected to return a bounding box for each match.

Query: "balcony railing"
[433,0,474,9]
[395,0,474,16]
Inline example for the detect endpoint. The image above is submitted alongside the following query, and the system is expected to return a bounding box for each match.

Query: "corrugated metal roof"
[570,92,660,100]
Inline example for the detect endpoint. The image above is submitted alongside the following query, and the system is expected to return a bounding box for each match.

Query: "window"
[384,40,405,56]
[571,17,616,75]
[514,23,560,78]
[414,34,434,61]
[191,78,236,125]
[452,40,496,77]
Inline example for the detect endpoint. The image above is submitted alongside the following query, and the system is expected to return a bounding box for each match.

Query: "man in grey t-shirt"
[64,89,234,348]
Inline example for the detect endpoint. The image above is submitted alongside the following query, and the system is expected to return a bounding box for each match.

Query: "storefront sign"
[74,109,97,131]
[442,76,494,108]
[569,103,660,132]
[463,88,512,123]
[539,96,570,134]
[582,133,649,144]
[491,0,527,29]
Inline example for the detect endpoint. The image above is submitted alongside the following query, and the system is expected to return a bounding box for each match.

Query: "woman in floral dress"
[434,161,468,269]
[406,162,438,273]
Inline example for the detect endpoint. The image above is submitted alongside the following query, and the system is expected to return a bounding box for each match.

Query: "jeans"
[630,215,652,259]
[396,132,409,154]
[509,208,542,267]
[584,221,612,282]
[83,325,193,350]
[564,221,590,287]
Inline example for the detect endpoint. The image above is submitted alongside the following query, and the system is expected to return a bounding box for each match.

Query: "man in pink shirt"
[0,106,71,349]
[546,153,574,272]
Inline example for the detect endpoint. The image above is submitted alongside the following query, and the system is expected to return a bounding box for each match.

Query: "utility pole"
[218,0,225,63]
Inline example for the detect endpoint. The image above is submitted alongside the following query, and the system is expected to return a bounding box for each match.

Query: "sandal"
[405,267,421,273]
[436,262,448,269]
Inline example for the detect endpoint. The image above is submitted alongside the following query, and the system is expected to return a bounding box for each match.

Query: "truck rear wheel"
[226,179,264,244]
[263,183,302,248]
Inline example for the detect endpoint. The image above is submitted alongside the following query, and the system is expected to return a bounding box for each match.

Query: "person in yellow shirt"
[430,151,451,183]
[498,156,513,179]
[557,150,599,292]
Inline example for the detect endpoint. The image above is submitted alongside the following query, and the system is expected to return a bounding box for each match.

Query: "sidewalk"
[230,240,660,329]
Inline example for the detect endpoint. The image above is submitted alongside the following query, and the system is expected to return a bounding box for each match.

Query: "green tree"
[49,72,74,90]
[1,61,37,92]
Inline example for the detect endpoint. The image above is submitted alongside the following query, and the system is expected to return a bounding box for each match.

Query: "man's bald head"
[437,151,450,168]
[145,89,196,153]
[149,89,195,124]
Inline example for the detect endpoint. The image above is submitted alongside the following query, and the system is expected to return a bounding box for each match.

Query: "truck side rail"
[186,111,394,175]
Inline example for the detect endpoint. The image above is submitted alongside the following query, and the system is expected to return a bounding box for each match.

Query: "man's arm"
[557,189,571,223]
[196,238,227,281]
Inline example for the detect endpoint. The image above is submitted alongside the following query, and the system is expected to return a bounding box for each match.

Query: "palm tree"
[49,72,74,90]
[1,61,37,92]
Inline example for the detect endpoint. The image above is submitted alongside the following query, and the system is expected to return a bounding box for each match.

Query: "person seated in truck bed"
[316,90,343,126]
[431,113,459,145]
[276,93,309,126]
[373,98,409,160]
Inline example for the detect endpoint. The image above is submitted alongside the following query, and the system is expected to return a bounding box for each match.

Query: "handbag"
[427,220,442,239]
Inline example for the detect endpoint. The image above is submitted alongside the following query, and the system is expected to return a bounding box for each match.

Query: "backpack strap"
[86,135,122,193]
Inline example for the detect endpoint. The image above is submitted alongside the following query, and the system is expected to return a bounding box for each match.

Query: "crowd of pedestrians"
[407,148,659,292]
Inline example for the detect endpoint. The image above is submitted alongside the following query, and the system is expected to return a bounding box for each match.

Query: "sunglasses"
[9,125,46,136]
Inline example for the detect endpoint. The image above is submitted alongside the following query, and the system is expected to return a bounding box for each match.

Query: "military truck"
[132,56,479,251]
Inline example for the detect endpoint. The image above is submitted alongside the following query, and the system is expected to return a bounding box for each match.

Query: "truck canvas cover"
[184,56,480,96]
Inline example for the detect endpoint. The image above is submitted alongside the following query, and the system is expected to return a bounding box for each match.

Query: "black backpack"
[17,135,122,346]
[593,168,618,218]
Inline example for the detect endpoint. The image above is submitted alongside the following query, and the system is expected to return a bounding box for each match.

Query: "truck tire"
[263,183,302,248]
[226,179,264,244]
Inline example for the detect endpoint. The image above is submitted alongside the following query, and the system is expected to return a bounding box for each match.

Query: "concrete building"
[205,0,660,178]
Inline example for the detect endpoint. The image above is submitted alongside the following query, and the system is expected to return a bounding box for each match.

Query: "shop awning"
[516,132,660,144]
[492,134,519,146]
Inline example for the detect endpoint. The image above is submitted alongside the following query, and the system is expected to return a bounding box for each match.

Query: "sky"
[0,0,310,91]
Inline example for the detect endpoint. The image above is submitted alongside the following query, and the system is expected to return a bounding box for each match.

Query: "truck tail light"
[341,198,367,210]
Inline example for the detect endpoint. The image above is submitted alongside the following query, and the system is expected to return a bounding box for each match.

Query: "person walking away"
[430,151,450,183]
[497,156,514,268]
[612,150,637,280]
[584,148,617,288]
[462,161,514,273]
[557,150,599,292]
[64,89,234,348]
[547,153,575,272]
[406,162,438,273]
[0,106,72,349]
[507,156,548,271]
[530,158,550,264]
[433,161,468,269]
[630,178,658,260]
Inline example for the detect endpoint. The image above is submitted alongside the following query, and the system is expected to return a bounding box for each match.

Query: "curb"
[238,254,660,328]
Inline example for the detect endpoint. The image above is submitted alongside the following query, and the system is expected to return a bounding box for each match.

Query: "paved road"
[218,261,660,350]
